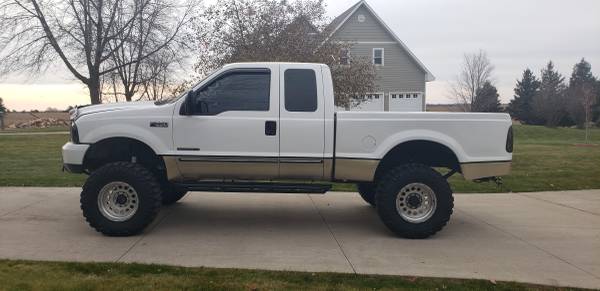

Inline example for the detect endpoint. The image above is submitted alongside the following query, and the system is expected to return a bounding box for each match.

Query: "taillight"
[506,126,513,153]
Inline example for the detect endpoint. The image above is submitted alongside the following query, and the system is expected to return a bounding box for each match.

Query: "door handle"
[265,121,277,136]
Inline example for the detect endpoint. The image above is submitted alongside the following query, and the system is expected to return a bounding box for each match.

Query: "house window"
[373,48,384,65]
[390,92,423,101]
[340,49,350,65]
[362,93,383,100]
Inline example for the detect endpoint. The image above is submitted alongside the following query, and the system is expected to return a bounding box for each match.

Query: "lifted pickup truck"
[63,62,512,238]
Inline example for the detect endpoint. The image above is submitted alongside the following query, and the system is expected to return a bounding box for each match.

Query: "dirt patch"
[2,112,69,128]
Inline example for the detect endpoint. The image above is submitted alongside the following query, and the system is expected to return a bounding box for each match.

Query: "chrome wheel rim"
[396,183,437,223]
[97,182,139,222]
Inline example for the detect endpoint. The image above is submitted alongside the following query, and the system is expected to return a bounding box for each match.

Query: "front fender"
[78,122,171,154]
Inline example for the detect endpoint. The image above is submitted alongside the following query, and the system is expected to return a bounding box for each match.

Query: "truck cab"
[169,63,335,181]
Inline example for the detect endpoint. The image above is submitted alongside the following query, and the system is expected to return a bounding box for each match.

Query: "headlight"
[69,107,80,120]
[70,122,80,144]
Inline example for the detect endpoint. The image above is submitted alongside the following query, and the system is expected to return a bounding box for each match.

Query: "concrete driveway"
[1,187,599,289]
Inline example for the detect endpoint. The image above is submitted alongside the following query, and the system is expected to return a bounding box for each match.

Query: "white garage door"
[349,93,384,111]
[389,92,423,112]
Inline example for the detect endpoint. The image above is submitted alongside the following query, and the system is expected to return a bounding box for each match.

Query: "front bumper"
[62,142,89,173]
[461,161,512,180]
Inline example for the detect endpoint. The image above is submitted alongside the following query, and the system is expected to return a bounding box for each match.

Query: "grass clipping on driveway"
[0,259,585,291]
[0,125,599,193]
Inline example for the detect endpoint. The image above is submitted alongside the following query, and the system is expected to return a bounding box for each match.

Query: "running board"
[175,181,332,194]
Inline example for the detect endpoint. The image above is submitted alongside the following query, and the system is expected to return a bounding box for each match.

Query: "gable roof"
[326,0,435,82]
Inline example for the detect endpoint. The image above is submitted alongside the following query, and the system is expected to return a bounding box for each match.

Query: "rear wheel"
[375,164,453,239]
[80,162,162,236]
[357,183,377,206]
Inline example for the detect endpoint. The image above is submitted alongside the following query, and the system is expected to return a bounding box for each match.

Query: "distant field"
[0,125,599,192]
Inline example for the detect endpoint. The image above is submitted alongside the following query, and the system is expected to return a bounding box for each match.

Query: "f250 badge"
[150,122,169,128]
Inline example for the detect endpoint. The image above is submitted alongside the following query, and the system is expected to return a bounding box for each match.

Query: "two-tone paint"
[62,62,512,183]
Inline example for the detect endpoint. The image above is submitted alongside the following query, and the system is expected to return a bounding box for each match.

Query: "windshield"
[154,70,218,105]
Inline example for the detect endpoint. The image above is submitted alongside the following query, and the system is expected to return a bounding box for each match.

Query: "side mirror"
[180,91,194,116]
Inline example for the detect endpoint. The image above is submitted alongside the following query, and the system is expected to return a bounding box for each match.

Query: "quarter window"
[191,70,270,115]
[373,48,384,65]
[285,69,318,112]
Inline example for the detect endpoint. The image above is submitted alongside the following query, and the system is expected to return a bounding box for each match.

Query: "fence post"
[0,112,4,130]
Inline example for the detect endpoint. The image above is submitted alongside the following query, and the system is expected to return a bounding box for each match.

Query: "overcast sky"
[1,0,599,110]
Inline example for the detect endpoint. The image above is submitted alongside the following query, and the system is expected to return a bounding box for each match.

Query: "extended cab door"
[279,64,326,179]
[172,64,280,180]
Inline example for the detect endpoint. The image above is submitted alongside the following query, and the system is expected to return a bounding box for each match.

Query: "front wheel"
[375,164,454,239]
[80,162,162,236]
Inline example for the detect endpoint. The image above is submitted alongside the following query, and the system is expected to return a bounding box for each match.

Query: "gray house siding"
[332,6,395,42]
[330,3,429,111]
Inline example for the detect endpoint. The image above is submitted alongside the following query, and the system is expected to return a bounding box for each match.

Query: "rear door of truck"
[278,64,327,179]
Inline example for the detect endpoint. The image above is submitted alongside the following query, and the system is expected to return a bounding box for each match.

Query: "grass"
[0,125,599,192]
[0,133,86,187]
[0,259,586,291]
[0,126,69,133]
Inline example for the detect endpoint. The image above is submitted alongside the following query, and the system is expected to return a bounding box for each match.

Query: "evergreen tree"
[532,61,570,127]
[567,58,597,126]
[595,79,600,123]
[472,81,501,112]
[0,97,7,114]
[508,69,540,124]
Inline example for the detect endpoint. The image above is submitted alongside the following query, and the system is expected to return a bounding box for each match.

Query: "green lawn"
[0,125,599,192]
[0,126,69,133]
[0,259,584,291]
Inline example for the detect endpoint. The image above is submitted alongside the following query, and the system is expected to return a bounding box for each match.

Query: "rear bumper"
[461,161,511,180]
[62,142,89,173]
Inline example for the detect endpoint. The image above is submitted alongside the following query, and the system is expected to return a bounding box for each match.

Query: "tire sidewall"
[81,163,161,235]
[376,164,453,238]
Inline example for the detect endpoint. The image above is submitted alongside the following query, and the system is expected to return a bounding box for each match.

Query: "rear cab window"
[284,69,318,112]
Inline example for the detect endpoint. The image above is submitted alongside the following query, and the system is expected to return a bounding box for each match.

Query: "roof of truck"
[224,62,327,66]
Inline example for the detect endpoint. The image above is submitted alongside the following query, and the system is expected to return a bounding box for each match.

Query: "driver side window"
[191,70,271,115]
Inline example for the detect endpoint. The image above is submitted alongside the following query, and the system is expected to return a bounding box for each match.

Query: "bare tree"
[194,0,376,108]
[451,50,495,112]
[105,1,191,102]
[0,0,196,104]
[582,84,597,143]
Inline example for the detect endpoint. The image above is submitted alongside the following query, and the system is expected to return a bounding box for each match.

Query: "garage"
[389,92,423,112]
[348,93,384,111]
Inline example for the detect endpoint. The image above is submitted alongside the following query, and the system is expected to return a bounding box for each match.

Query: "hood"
[72,101,157,120]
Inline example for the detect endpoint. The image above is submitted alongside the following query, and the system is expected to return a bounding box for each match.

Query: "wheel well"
[374,140,460,180]
[83,137,165,175]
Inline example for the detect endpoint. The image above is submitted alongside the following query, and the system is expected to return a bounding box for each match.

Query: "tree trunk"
[125,90,133,102]
[88,78,102,105]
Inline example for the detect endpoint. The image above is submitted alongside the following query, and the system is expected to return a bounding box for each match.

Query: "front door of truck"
[172,64,280,180]
[278,64,326,179]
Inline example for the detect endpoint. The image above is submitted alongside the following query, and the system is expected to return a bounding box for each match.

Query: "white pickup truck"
[63,62,512,238]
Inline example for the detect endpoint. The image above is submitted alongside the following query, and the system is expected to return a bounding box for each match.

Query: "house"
[328,0,434,112]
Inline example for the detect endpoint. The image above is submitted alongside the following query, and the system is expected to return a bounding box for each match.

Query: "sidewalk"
[1,187,599,289]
